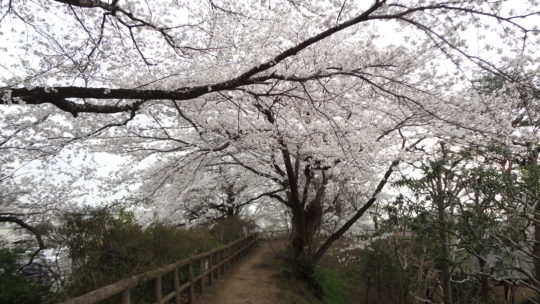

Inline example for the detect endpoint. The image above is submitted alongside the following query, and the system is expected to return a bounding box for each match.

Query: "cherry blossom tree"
[149,164,279,224]
[1,0,539,287]
[0,107,93,271]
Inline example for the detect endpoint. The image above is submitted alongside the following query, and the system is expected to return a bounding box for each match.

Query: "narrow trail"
[199,241,283,304]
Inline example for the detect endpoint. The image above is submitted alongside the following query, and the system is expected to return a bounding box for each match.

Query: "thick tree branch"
[1,0,386,115]
[313,159,399,261]
[241,188,285,206]
[54,0,117,10]
[0,216,46,268]
[281,148,302,207]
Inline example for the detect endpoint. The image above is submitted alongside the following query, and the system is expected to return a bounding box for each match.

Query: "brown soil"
[198,241,284,304]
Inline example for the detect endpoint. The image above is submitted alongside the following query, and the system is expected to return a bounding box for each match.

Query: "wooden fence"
[60,234,258,304]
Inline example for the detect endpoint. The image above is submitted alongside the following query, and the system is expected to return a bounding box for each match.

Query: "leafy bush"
[271,244,351,304]
[277,263,351,304]
[0,247,51,304]
[358,239,409,304]
[56,206,221,299]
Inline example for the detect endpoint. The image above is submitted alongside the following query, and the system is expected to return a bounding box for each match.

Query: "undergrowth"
[48,206,254,303]
[271,250,353,304]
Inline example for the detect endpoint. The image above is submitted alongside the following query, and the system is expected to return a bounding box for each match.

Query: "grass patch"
[263,242,353,304]
[316,268,350,304]
[275,262,351,304]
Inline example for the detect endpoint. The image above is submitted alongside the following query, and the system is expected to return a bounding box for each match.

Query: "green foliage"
[268,245,351,304]
[521,161,540,194]
[56,205,221,299]
[277,264,351,304]
[381,142,540,303]
[355,239,411,304]
[314,268,350,304]
[0,247,50,304]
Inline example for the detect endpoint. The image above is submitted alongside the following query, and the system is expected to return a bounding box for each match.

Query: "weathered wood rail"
[60,234,258,304]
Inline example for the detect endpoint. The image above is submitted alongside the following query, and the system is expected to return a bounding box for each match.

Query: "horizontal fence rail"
[60,234,258,304]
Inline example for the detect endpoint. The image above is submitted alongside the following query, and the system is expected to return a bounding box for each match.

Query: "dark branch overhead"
[2,0,537,118]
[0,1,387,115]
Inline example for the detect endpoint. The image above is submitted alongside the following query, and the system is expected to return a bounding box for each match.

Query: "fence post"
[154,276,162,304]
[173,268,181,304]
[212,252,218,280]
[188,262,195,304]
[121,289,131,304]
[208,255,213,286]
[58,234,258,304]
[220,249,225,276]
[200,258,206,294]
[232,244,236,263]
[226,246,230,266]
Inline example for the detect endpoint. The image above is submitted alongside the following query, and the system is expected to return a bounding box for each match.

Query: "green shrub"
[273,248,351,304]
[277,265,351,304]
[0,247,51,304]
[314,267,350,304]
[56,206,221,300]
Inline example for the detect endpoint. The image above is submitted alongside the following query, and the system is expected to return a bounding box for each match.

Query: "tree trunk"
[478,258,490,302]
[289,201,324,298]
[530,151,540,297]
[402,284,409,304]
[437,198,453,304]
[290,209,307,261]
[289,199,322,257]
[376,275,382,304]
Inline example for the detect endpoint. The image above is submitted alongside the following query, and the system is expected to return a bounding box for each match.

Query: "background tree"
[395,145,469,304]
[382,142,540,303]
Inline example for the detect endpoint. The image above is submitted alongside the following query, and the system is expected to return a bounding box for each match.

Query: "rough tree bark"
[0,215,46,268]
[528,148,540,296]
[435,193,453,304]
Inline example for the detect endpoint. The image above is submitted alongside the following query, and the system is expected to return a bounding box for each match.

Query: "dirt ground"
[198,241,284,304]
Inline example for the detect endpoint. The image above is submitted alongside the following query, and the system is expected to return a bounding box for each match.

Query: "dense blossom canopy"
[0,0,538,231]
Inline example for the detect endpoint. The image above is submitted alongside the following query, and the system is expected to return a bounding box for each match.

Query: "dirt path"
[198,241,283,304]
